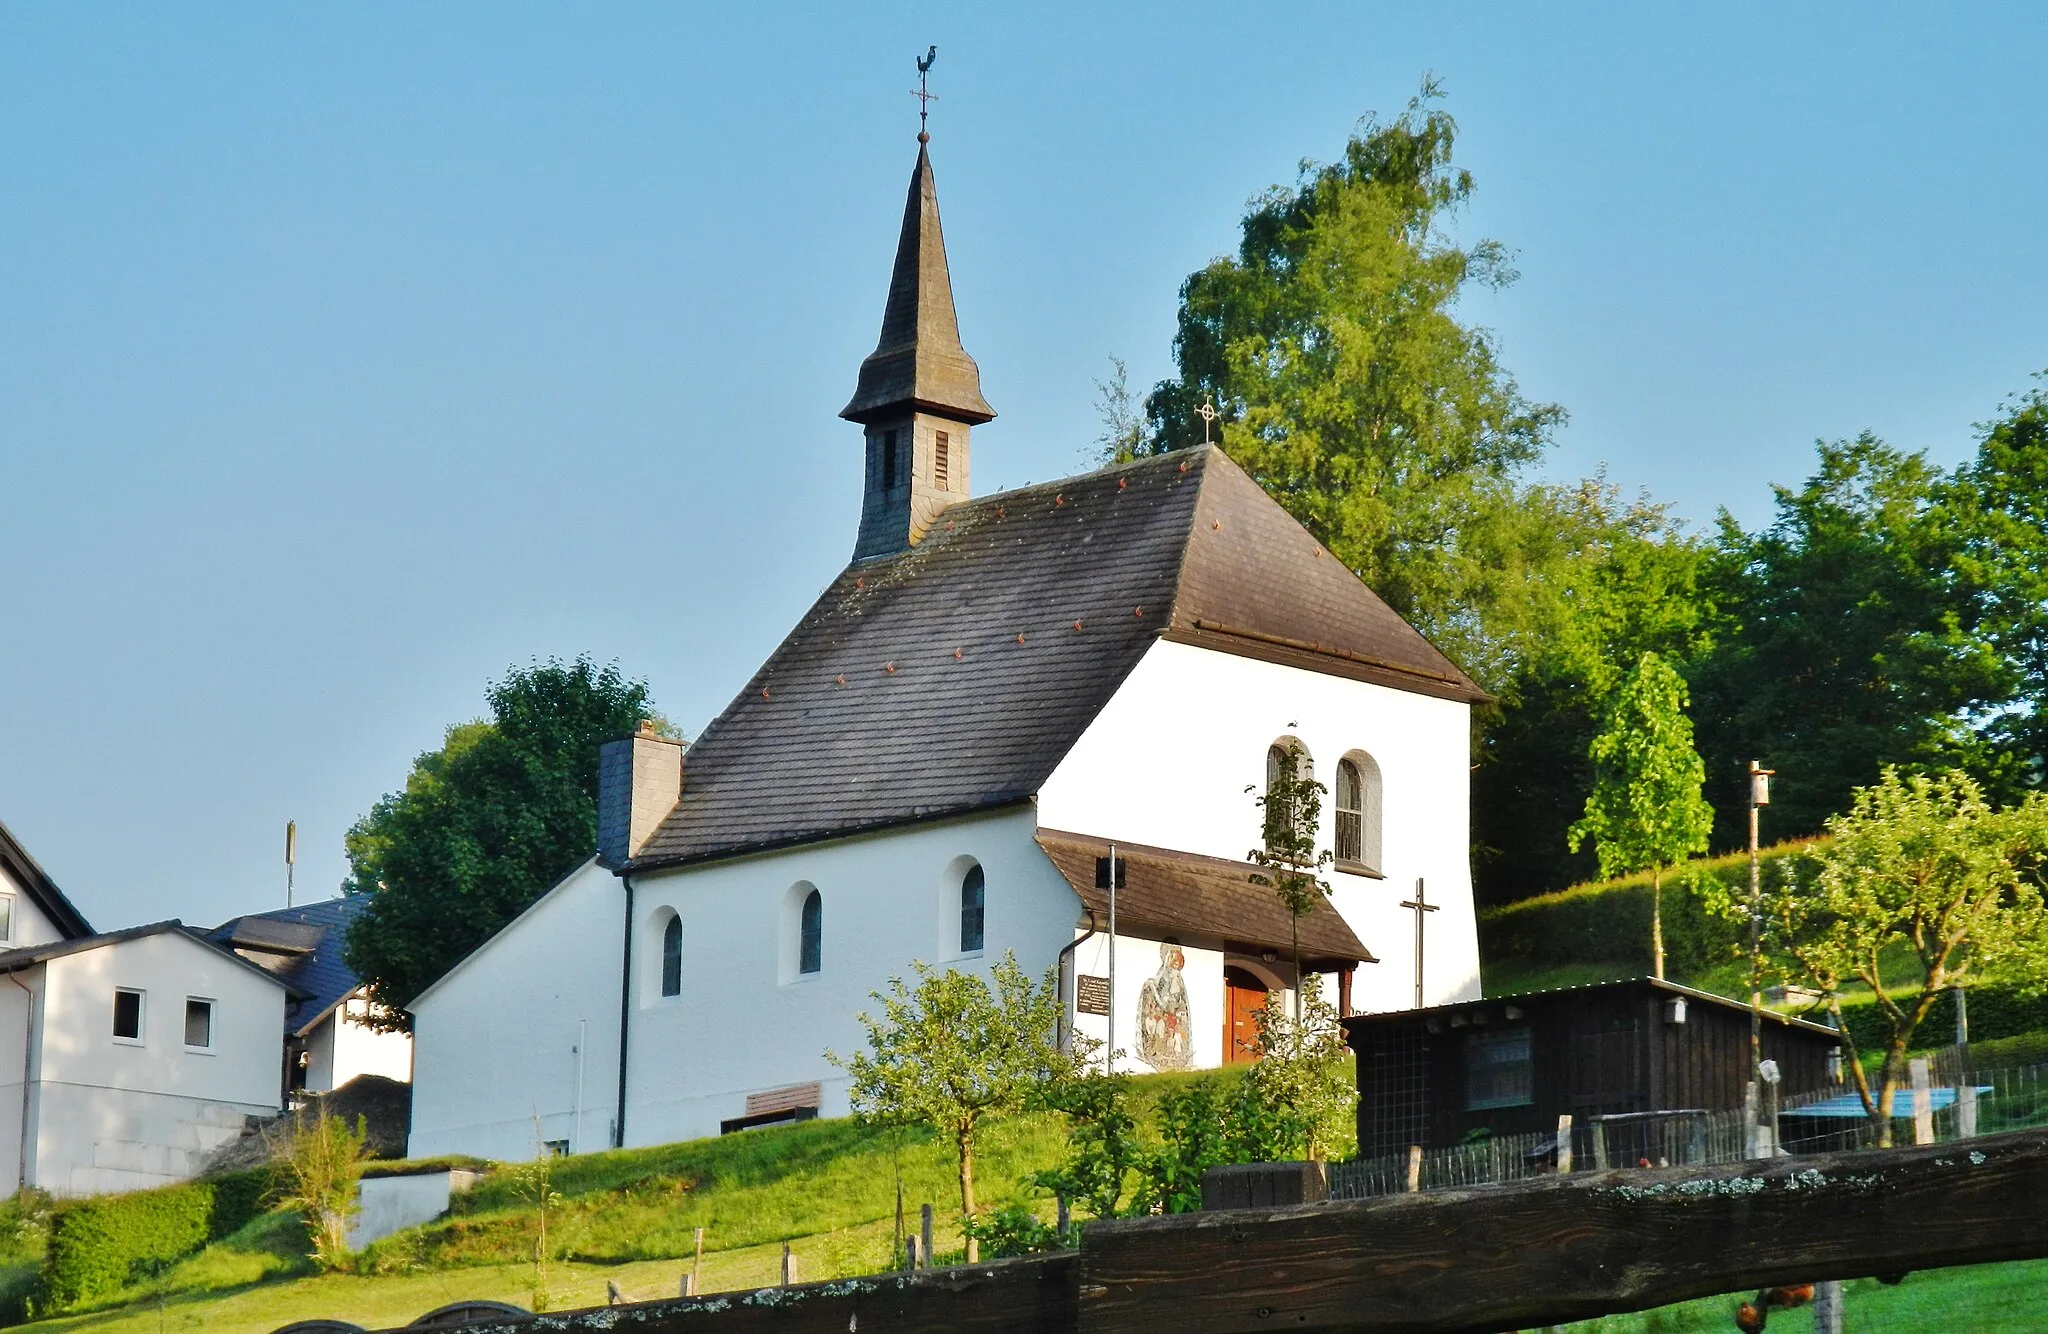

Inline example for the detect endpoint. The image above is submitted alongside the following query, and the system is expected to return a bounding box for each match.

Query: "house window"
[661,915,683,998]
[881,429,900,490]
[542,1139,570,1158]
[184,998,214,1050]
[959,864,985,954]
[1264,741,1315,853]
[1466,1028,1534,1110]
[0,894,12,943]
[1335,752,1383,872]
[934,430,951,489]
[799,889,822,975]
[113,988,144,1042]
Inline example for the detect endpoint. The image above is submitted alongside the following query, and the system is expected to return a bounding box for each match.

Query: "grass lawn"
[1557,1259,2048,1332]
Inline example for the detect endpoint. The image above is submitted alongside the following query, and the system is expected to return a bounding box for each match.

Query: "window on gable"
[1335,752,1383,873]
[934,430,951,489]
[799,889,823,975]
[661,915,683,998]
[0,895,12,944]
[1466,1028,1534,1110]
[184,998,214,1049]
[959,864,985,954]
[113,988,143,1042]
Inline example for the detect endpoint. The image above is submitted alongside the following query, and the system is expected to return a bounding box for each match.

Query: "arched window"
[1336,751,1384,873]
[959,864,985,954]
[799,889,823,975]
[1264,740,1315,854]
[660,915,683,997]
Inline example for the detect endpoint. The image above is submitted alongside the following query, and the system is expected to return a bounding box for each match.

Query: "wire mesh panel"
[1355,1021,1432,1158]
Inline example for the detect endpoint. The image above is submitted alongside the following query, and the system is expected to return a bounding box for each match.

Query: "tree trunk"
[1650,865,1666,982]
[1292,917,1302,1024]
[959,1125,978,1264]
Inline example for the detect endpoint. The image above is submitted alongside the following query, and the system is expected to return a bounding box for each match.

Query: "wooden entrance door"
[1224,966,1267,1063]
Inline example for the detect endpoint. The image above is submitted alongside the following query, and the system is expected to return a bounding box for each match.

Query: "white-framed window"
[660,914,683,998]
[799,889,823,975]
[0,894,13,944]
[959,863,985,954]
[113,987,145,1043]
[184,997,215,1051]
[1335,751,1384,875]
[1466,1028,1534,1110]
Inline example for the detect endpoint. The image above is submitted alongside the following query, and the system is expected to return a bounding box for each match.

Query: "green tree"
[270,1105,370,1272]
[1247,743,1333,1017]
[1235,972,1356,1164]
[829,954,1086,1264]
[342,657,659,1027]
[1709,769,2048,1145]
[1091,356,1145,466]
[1142,78,1563,679]
[1689,435,2001,844]
[1568,651,1714,979]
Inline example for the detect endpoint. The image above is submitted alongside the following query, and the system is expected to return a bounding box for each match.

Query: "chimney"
[597,720,683,867]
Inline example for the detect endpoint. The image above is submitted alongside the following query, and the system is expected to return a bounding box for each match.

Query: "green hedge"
[1478,842,1825,980]
[1834,986,2048,1058]
[34,1169,270,1314]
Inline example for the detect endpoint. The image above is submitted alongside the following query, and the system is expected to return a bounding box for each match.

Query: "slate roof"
[207,897,371,1038]
[0,817,94,939]
[1035,830,1373,968]
[840,141,994,426]
[630,445,1483,871]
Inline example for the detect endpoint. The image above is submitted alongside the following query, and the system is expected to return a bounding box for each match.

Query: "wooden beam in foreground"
[1079,1127,2048,1333]
[367,1128,2048,1334]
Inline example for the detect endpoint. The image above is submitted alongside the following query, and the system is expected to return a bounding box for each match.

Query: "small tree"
[830,953,1085,1263]
[1248,744,1334,1017]
[271,1104,371,1271]
[506,1137,565,1310]
[1724,769,2048,1145]
[1238,973,1357,1164]
[1568,651,1714,979]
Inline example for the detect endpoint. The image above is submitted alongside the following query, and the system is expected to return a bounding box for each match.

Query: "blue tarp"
[1786,1086,1992,1119]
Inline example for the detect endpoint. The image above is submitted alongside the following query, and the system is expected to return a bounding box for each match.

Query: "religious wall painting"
[1136,939,1193,1071]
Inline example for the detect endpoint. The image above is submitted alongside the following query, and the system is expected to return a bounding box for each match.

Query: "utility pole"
[1746,762,1773,1080]
[285,820,297,908]
[1106,844,1118,1077]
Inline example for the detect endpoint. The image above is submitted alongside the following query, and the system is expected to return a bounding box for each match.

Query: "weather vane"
[912,45,938,142]
[1195,393,1220,446]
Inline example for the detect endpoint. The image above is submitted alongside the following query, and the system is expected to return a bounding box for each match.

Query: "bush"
[1831,987,2048,1058]
[1478,842,1825,979]
[33,1170,270,1314]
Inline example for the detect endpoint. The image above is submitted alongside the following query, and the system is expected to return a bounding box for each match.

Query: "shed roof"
[1035,830,1373,968]
[1341,977,1845,1041]
[628,446,1482,871]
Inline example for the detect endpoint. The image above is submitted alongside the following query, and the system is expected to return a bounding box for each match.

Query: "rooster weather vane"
[912,45,938,141]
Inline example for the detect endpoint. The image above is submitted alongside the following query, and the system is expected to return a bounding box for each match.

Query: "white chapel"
[406,131,1486,1162]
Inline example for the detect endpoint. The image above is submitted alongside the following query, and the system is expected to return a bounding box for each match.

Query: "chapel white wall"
[407,859,622,1162]
[623,804,1082,1147]
[29,933,285,1196]
[1037,639,1482,1012]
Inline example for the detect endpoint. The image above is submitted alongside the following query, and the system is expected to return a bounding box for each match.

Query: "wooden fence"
[332,1125,2048,1334]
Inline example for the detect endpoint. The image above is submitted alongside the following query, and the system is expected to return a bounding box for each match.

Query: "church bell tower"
[841,131,995,560]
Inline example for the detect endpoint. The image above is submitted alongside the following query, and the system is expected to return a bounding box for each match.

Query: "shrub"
[270,1108,371,1272]
[34,1170,269,1313]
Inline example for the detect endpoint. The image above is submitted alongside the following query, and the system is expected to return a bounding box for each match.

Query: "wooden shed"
[1342,979,1844,1160]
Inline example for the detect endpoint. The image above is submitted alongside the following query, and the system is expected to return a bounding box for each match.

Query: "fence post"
[1057,1194,1070,1237]
[1555,1115,1573,1174]
[781,1241,796,1286]
[1812,1278,1845,1334]
[1958,1084,1980,1140]
[1406,1145,1422,1193]
[921,1203,935,1269]
[905,1236,918,1272]
[1911,1056,1936,1146]
[1592,1119,1608,1171]
[690,1226,703,1297]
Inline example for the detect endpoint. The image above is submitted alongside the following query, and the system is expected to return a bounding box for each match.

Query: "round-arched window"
[1336,751,1384,873]
[660,914,683,997]
[959,865,986,954]
[799,889,823,975]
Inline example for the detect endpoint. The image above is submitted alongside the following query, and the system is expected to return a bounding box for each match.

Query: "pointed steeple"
[840,142,995,426]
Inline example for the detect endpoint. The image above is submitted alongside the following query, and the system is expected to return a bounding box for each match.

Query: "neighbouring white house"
[405,130,1486,1161]
[0,819,293,1197]
[208,896,412,1099]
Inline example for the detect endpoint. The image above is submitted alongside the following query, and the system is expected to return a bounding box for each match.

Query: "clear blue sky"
[4,4,2043,931]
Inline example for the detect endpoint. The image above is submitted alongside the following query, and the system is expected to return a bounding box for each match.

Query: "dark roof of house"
[207,897,370,1038]
[1341,977,1845,1041]
[1035,830,1373,968]
[0,920,295,993]
[0,817,94,939]
[629,445,1484,871]
[840,141,994,426]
